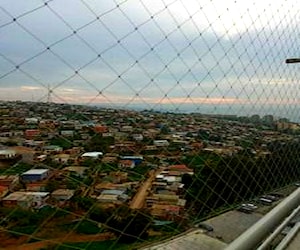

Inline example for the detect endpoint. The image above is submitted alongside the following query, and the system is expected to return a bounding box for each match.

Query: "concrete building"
[2,191,49,209]
[0,150,18,160]
[21,169,50,182]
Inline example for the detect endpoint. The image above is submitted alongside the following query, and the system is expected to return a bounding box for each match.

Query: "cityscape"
[0,100,300,249]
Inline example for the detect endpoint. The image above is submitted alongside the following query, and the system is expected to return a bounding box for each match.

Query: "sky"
[1,0,300,120]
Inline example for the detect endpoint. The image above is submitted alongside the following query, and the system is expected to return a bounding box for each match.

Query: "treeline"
[184,141,300,219]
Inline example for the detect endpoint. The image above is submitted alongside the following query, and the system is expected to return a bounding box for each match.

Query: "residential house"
[168,165,194,175]
[25,129,40,139]
[53,153,70,164]
[118,159,135,169]
[150,204,182,219]
[97,189,128,203]
[60,130,75,137]
[2,192,32,209]
[0,186,9,199]
[0,150,19,160]
[62,166,88,178]
[153,140,170,147]
[43,145,63,154]
[2,191,49,209]
[51,189,75,202]
[94,125,108,133]
[81,151,103,160]
[21,169,50,182]
[0,175,19,191]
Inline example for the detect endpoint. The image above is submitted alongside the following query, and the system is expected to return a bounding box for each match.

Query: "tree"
[73,196,95,211]
[50,137,72,149]
[84,134,115,152]
[45,180,59,192]
[181,173,193,189]
[160,125,170,135]
[90,206,111,223]
[91,205,152,243]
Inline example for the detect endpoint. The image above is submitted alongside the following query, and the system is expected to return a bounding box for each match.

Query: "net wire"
[0,0,300,249]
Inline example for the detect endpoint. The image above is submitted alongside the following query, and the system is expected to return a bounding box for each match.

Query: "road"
[141,229,227,250]
[130,169,161,209]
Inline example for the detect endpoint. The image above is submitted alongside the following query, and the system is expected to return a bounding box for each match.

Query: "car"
[237,207,253,214]
[195,222,214,231]
[237,205,256,214]
[268,193,284,198]
[241,203,258,209]
[261,195,279,201]
[258,197,273,205]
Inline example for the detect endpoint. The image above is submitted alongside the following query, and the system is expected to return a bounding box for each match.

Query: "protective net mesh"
[1,0,300,249]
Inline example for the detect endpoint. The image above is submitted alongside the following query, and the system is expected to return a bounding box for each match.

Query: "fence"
[1,0,300,249]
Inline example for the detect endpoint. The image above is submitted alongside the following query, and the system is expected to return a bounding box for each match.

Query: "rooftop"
[0,150,16,156]
[81,152,103,158]
[22,169,49,175]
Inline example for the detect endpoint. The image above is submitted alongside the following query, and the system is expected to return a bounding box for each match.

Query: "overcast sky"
[1,0,300,120]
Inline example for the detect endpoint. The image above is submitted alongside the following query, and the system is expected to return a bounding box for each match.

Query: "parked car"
[237,206,254,214]
[268,193,284,199]
[261,195,279,201]
[237,203,257,213]
[241,203,258,209]
[195,222,214,231]
[258,197,273,205]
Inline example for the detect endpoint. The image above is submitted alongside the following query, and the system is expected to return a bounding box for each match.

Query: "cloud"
[0,0,300,120]
[21,86,43,91]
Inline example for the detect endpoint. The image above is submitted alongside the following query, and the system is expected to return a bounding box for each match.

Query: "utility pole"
[47,84,52,103]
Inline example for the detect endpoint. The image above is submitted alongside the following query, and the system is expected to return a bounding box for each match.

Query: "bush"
[10,225,38,237]
[76,220,101,234]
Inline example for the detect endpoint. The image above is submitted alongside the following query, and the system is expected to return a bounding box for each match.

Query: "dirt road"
[130,169,161,209]
[4,232,114,250]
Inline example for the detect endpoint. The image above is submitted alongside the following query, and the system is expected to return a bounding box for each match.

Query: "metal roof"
[81,152,103,157]
[22,169,49,175]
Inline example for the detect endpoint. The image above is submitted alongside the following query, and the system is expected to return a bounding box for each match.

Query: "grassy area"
[0,162,33,175]
[127,165,149,182]
[75,220,103,235]
[9,225,39,236]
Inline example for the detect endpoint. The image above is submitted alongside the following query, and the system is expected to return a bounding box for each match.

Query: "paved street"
[142,229,227,250]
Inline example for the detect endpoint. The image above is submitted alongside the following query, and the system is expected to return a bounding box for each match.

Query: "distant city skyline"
[1,0,300,121]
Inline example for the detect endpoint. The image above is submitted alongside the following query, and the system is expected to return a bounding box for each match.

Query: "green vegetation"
[76,220,102,234]
[5,207,57,237]
[55,240,132,250]
[96,163,117,173]
[50,137,72,149]
[71,196,95,211]
[90,205,152,243]
[184,141,300,219]
[0,162,33,175]
[84,134,115,153]
[10,225,38,236]
[127,165,149,182]
[45,180,59,192]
